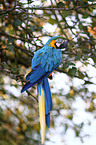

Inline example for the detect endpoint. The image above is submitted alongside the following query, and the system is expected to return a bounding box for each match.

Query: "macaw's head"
[45,36,68,50]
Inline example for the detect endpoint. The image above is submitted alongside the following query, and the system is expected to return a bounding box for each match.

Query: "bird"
[21,36,68,144]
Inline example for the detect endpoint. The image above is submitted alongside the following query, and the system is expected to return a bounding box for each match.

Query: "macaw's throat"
[49,40,56,49]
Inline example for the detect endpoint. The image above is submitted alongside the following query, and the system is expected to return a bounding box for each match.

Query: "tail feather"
[43,78,52,114]
[46,113,50,128]
[38,85,46,144]
[42,78,52,128]
[37,78,53,143]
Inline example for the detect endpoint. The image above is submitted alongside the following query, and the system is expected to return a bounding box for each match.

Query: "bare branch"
[17,3,96,11]
[0,8,15,15]
[0,31,28,42]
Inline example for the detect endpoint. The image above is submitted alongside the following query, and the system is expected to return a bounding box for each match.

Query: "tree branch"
[17,3,96,11]
[0,8,15,15]
[12,42,34,57]
[0,2,95,15]
[0,31,32,43]
[57,68,96,85]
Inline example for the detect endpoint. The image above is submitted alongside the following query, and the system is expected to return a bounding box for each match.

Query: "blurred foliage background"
[0,0,96,145]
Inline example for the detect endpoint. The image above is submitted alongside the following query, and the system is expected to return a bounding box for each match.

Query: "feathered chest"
[31,46,62,72]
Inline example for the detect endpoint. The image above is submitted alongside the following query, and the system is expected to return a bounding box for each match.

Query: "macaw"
[21,36,67,144]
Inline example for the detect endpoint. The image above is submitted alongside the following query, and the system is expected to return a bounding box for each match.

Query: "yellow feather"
[50,40,56,49]
[39,87,46,144]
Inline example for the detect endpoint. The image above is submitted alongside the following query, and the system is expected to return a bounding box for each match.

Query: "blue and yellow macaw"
[21,36,67,144]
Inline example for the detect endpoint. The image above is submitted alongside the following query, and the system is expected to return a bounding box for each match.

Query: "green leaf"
[75,129,80,137]
[75,53,81,61]
[78,22,83,29]
[78,70,85,79]
[11,67,17,73]
[57,2,65,7]
[0,76,4,84]
[84,55,88,60]
[29,25,35,31]
[63,63,69,69]
[88,0,94,2]
[13,19,22,26]
[92,57,96,63]
[68,67,77,76]
[9,29,15,35]
[82,13,89,19]
[62,11,70,18]
[48,18,56,25]
[7,38,15,43]
[8,45,15,54]
[64,123,68,133]
[68,62,75,66]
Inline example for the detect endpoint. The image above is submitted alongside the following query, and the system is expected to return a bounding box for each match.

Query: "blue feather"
[26,73,31,81]
[30,63,58,86]
[21,81,33,93]
[37,83,42,96]
[26,65,40,80]
[42,78,52,114]
[42,78,52,128]
[46,113,50,128]
[22,62,59,93]
[22,66,54,93]
[30,65,46,83]
[31,44,62,72]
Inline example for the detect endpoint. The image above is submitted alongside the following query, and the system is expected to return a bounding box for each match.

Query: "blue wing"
[32,45,62,71]
[21,64,52,92]
[21,46,62,93]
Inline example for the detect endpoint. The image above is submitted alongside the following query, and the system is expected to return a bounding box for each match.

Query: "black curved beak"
[55,40,68,51]
[60,40,68,48]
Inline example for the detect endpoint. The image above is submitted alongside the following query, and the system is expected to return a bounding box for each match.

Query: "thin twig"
[26,90,38,102]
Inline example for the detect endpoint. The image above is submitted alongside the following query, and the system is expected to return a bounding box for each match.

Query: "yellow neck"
[49,40,56,49]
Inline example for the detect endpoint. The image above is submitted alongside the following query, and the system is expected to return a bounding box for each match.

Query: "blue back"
[31,36,62,72]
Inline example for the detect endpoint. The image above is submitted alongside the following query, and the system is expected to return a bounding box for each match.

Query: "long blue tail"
[42,78,52,128]
[37,78,52,128]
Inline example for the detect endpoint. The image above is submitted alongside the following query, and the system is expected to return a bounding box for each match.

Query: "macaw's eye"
[55,40,68,49]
